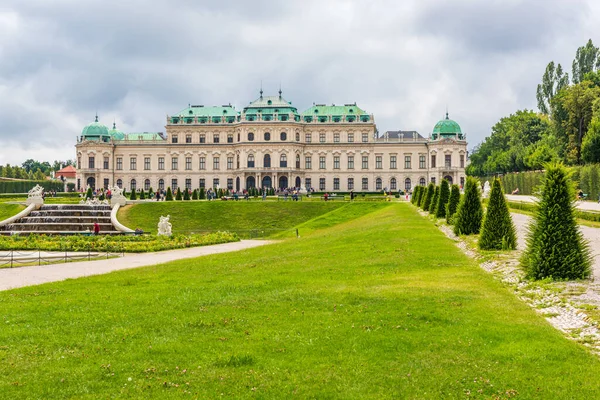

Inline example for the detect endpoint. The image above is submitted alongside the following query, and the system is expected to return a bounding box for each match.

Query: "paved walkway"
[511,213,600,281]
[0,240,273,292]
[506,194,600,212]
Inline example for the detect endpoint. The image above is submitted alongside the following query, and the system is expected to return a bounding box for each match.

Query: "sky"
[0,0,598,165]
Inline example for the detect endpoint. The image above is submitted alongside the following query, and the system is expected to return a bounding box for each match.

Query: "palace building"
[75,91,468,193]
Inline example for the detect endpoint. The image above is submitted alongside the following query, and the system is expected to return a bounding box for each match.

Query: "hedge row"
[500,171,544,196]
[506,201,600,223]
[0,180,64,194]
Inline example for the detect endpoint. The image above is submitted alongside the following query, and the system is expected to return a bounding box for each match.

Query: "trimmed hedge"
[0,180,64,194]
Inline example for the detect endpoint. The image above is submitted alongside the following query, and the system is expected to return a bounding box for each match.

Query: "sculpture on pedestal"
[158,215,172,236]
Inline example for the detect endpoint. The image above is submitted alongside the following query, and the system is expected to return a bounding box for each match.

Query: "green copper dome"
[81,115,110,141]
[432,113,462,137]
[108,122,125,140]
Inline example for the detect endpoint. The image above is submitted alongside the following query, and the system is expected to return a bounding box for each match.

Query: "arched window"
[280,154,287,167]
[296,154,300,168]
[419,177,426,186]
[405,178,412,191]
[248,132,254,141]
[296,132,300,141]
[264,132,271,141]
[390,178,397,190]
[116,179,123,189]
[247,154,255,168]
[144,179,151,191]
[130,179,137,191]
[264,154,271,168]
[376,178,382,190]
[280,132,287,141]
[158,179,164,190]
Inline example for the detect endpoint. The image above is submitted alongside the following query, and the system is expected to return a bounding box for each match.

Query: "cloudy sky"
[0,0,598,165]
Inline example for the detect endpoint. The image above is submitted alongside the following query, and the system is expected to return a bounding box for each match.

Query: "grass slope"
[0,203,24,221]
[118,201,347,236]
[1,204,600,398]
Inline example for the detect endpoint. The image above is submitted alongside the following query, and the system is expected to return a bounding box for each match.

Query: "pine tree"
[139,188,145,200]
[429,186,439,215]
[446,184,461,224]
[183,188,190,200]
[412,186,421,204]
[192,189,198,200]
[435,179,450,218]
[521,164,591,280]
[166,187,173,201]
[130,189,137,200]
[85,187,93,199]
[479,178,516,250]
[199,187,206,200]
[175,188,182,200]
[453,177,483,235]
[422,183,435,211]
[148,187,154,199]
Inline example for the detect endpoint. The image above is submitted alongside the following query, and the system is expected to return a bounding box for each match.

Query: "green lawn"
[2,203,600,398]
[118,201,356,237]
[0,203,24,221]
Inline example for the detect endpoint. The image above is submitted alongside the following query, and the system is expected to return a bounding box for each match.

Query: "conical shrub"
[453,177,483,235]
[429,186,439,215]
[416,186,424,205]
[521,164,591,280]
[411,186,419,204]
[446,184,461,224]
[175,188,182,200]
[130,189,137,200]
[166,187,173,201]
[85,187,93,199]
[148,187,154,198]
[435,179,450,218]
[199,187,206,200]
[192,189,198,200]
[183,189,190,200]
[479,178,516,250]
[422,183,435,211]
[139,188,145,200]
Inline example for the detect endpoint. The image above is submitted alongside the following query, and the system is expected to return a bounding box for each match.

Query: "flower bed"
[0,232,239,253]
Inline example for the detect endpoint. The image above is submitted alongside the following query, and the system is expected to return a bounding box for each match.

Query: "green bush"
[446,185,461,224]
[148,187,154,199]
[429,186,439,215]
[98,192,105,201]
[453,177,483,236]
[184,189,190,200]
[166,187,174,201]
[422,183,435,211]
[175,188,182,200]
[0,180,63,194]
[130,189,137,200]
[521,164,592,280]
[413,186,422,205]
[479,178,516,250]
[192,189,198,200]
[411,186,418,204]
[435,180,450,218]
[199,187,206,200]
[85,187,93,199]
[139,188,145,200]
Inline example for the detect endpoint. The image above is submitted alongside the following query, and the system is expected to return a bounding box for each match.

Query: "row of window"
[85,154,465,170]
[171,132,371,144]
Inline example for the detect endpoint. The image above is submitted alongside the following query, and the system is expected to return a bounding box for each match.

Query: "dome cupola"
[81,115,110,142]
[107,121,125,140]
[432,112,463,140]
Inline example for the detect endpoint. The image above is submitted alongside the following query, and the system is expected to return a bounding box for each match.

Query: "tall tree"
[536,61,569,114]
[581,117,600,163]
[572,39,600,84]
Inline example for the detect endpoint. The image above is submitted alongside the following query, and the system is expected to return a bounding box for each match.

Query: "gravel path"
[511,212,600,280]
[0,240,273,292]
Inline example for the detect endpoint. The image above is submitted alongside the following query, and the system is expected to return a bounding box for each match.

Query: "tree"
[33,168,46,181]
[537,61,569,114]
[435,179,450,218]
[572,39,600,84]
[521,164,591,280]
[429,186,439,215]
[479,178,516,250]
[581,117,600,163]
[183,188,190,200]
[130,188,137,200]
[411,186,421,204]
[199,187,206,200]
[85,186,93,199]
[166,187,173,201]
[139,188,145,200]
[175,187,182,200]
[453,177,483,236]
[422,183,435,211]
[192,189,198,200]
[446,184,461,224]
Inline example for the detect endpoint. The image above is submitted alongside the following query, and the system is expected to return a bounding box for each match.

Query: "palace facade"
[75,91,468,193]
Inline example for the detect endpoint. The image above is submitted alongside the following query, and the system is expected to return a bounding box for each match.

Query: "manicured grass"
[118,201,349,237]
[0,203,24,221]
[2,203,600,398]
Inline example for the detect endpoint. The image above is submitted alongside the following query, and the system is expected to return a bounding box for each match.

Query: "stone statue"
[110,185,127,207]
[158,215,172,236]
[483,181,491,198]
[26,184,45,206]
